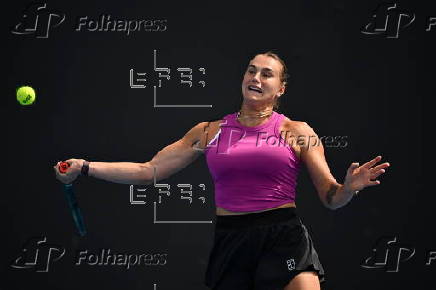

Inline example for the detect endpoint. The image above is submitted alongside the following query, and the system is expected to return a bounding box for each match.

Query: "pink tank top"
[204,111,301,212]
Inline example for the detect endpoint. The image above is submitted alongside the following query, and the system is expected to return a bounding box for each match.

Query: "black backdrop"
[3,0,435,289]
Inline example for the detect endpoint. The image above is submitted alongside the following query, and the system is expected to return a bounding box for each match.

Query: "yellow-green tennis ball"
[16,86,36,105]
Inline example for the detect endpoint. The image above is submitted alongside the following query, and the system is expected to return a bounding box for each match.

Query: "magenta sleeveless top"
[204,111,301,212]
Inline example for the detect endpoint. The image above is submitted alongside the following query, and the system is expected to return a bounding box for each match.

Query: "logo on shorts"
[286,258,295,271]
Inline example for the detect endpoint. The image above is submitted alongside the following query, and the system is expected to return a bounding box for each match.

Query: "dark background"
[3,0,434,289]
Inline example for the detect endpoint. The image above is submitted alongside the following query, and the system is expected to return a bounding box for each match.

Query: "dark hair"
[258,51,289,111]
[241,51,290,112]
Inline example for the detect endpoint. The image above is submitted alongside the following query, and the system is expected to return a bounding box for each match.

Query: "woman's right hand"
[53,158,85,184]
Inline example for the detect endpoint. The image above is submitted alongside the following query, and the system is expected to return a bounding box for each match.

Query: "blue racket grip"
[63,183,87,236]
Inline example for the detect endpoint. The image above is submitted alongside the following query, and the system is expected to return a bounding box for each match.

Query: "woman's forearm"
[88,161,154,185]
[325,182,356,210]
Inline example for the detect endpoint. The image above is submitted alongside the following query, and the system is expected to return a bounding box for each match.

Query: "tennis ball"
[16,86,36,105]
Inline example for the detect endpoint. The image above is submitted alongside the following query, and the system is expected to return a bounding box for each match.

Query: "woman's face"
[241,54,285,106]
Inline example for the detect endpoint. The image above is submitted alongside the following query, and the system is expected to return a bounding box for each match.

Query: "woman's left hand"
[343,155,390,193]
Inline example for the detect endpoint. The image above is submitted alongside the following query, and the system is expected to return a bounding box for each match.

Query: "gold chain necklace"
[237,109,274,120]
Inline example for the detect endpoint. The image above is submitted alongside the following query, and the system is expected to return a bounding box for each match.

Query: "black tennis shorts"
[204,207,325,290]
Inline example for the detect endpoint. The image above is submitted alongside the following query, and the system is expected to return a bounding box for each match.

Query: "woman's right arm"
[54,122,208,185]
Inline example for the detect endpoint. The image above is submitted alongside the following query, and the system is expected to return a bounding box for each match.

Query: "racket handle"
[58,162,87,236]
[63,183,87,237]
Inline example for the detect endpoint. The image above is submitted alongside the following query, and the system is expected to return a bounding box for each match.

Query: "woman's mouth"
[247,85,263,94]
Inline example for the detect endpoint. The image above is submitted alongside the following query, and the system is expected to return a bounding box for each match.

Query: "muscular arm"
[288,121,354,210]
[87,122,207,185]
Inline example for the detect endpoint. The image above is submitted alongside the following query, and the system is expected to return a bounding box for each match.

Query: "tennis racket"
[58,162,87,236]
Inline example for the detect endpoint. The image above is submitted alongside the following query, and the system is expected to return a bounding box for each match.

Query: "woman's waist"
[215,186,297,204]
[214,205,299,230]
[216,202,296,216]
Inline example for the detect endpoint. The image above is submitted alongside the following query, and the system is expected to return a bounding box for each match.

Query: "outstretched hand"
[344,156,390,193]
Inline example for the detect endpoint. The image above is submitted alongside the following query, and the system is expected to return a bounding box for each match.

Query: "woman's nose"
[251,72,261,83]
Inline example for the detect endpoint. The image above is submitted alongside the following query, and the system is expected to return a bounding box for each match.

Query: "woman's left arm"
[289,121,390,210]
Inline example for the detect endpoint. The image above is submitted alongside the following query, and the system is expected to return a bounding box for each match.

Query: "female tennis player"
[54,51,390,290]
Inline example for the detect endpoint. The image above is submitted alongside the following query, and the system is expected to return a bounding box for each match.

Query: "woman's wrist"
[81,160,90,176]
[343,182,359,197]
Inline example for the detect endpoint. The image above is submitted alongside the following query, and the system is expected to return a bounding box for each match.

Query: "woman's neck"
[236,106,274,127]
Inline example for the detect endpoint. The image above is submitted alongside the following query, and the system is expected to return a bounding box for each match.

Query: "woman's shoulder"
[279,114,316,134]
[205,117,224,123]
[205,111,235,123]
[194,114,227,134]
[202,112,237,127]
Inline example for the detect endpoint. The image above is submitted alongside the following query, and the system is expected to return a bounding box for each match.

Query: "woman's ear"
[281,83,286,95]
